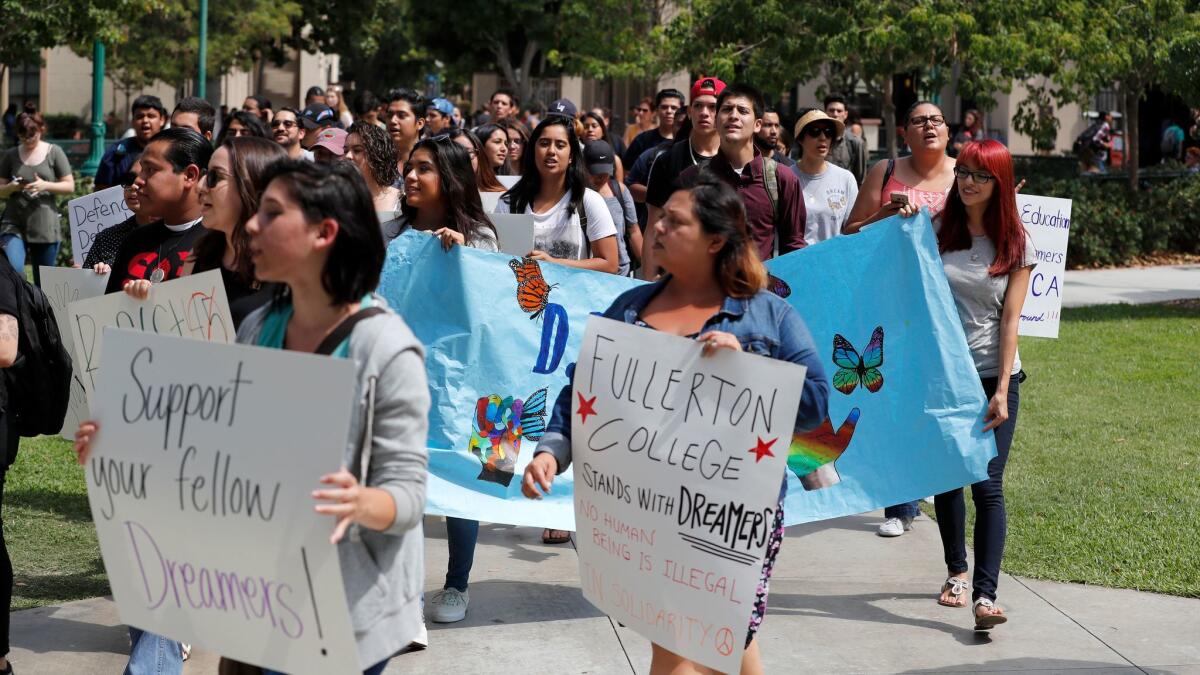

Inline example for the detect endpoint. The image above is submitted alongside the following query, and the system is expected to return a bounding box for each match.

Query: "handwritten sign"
[479,191,502,214]
[69,186,133,266]
[37,266,110,438]
[572,316,804,672]
[87,329,358,674]
[66,270,233,411]
[487,213,536,256]
[1017,194,1072,338]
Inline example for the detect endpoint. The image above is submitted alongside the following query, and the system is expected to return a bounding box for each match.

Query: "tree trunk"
[490,38,539,108]
[1124,85,1140,192]
[882,73,897,159]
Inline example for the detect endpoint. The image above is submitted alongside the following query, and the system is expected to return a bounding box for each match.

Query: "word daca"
[121,347,253,450]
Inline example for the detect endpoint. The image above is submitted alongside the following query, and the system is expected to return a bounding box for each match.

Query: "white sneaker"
[877,516,914,537]
[429,587,470,623]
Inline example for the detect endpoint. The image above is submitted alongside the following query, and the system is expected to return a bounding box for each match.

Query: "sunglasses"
[270,119,297,129]
[805,125,836,139]
[953,166,994,184]
[205,168,227,189]
[908,114,946,128]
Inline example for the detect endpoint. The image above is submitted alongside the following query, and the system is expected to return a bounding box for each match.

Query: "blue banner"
[379,215,994,530]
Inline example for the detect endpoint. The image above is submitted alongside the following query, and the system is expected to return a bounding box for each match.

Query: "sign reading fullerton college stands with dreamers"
[1016,194,1073,338]
[572,317,804,673]
[87,329,360,674]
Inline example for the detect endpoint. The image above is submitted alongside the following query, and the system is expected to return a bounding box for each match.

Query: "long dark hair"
[193,136,286,281]
[502,116,586,218]
[686,173,767,298]
[471,123,512,180]
[400,137,498,244]
[215,110,270,146]
[496,117,530,174]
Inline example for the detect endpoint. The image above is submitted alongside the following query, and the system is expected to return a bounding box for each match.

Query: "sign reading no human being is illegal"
[571,316,805,673]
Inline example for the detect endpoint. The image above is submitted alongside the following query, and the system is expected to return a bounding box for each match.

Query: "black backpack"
[1,258,71,438]
[1072,121,1104,157]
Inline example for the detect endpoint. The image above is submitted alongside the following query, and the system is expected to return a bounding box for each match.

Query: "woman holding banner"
[392,136,498,253]
[76,161,430,674]
[522,175,830,674]
[932,139,1035,631]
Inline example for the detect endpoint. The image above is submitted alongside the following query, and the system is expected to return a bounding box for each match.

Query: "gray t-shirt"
[793,163,858,244]
[941,233,1038,377]
[600,182,636,276]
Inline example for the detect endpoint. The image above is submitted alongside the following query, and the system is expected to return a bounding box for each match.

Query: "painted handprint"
[468,388,547,486]
[787,408,860,491]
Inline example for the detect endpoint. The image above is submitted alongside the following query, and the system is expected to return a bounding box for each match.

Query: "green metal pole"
[80,41,106,177]
[197,0,208,99]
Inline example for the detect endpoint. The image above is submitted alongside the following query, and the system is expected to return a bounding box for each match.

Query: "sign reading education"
[69,186,133,266]
[87,329,359,674]
[37,266,109,438]
[572,317,803,673]
[66,269,233,410]
[1016,194,1072,338]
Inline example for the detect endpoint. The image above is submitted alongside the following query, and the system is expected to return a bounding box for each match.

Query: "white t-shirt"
[793,162,858,245]
[494,188,617,260]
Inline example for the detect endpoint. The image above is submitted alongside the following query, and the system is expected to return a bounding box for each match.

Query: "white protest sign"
[69,186,133,266]
[488,213,536,256]
[87,329,359,674]
[479,190,502,214]
[572,317,803,673]
[67,270,233,410]
[496,175,520,189]
[37,266,110,438]
[1017,194,1072,338]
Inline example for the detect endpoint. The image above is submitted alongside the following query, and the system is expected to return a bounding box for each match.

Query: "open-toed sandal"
[938,576,969,607]
[973,597,1008,631]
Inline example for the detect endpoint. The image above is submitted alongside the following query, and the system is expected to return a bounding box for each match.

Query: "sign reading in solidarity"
[37,266,110,438]
[66,270,234,410]
[86,329,359,674]
[572,317,803,672]
[68,186,133,266]
[1016,194,1072,338]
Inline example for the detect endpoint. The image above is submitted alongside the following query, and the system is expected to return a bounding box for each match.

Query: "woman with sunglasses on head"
[623,97,656,148]
[577,111,625,184]
[932,139,1035,630]
[497,117,530,176]
[343,121,402,221]
[0,108,73,286]
[472,123,512,177]
[84,160,155,271]
[394,136,498,251]
[792,110,858,244]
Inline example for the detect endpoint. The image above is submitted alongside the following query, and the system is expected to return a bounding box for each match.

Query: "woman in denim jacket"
[523,175,829,675]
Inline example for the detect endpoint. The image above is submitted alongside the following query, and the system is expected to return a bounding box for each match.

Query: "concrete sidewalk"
[1063,264,1200,307]
[11,512,1199,674]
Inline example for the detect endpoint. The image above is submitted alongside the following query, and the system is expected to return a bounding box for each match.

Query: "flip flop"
[938,577,970,607]
[973,597,1008,631]
[542,528,571,544]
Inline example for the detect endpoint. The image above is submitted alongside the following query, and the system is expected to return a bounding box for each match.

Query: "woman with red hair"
[933,139,1036,631]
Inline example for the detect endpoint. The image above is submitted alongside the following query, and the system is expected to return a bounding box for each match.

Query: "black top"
[0,254,20,427]
[645,139,716,209]
[104,221,208,294]
[83,215,142,269]
[622,128,670,168]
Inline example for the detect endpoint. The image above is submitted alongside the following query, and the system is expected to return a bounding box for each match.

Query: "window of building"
[7,62,40,111]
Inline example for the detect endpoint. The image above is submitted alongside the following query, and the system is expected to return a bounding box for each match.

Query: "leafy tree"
[0,0,154,86]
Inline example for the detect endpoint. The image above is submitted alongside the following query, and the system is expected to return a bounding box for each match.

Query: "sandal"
[973,597,1008,631]
[542,528,571,544]
[938,577,969,607]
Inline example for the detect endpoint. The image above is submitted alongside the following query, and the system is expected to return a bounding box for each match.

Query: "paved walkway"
[1063,264,1200,307]
[11,512,1199,674]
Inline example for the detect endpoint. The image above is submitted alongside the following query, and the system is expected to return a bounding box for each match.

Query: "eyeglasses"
[908,114,946,128]
[205,168,227,189]
[805,125,836,139]
[120,172,138,188]
[270,119,296,129]
[953,166,994,184]
[507,138,525,147]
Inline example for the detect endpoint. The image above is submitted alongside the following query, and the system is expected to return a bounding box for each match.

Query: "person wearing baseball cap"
[583,140,641,276]
[791,109,857,243]
[546,98,578,119]
[310,127,347,164]
[425,97,456,135]
[298,103,337,150]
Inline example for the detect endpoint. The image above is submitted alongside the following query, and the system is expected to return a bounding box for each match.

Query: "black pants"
[0,410,14,657]
[934,373,1020,603]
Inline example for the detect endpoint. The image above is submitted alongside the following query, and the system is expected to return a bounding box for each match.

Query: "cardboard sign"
[496,175,520,189]
[1016,194,1072,338]
[479,190,502,214]
[37,266,109,438]
[572,316,804,672]
[487,213,536,256]
[66,270,233,410]
[87,329,358,674]
[69,186,133,266]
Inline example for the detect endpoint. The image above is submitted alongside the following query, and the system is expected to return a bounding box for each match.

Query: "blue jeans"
[884,501,921,519]
[0,234,59,286]
[124,628,182,675]
[265,659,388,675]
[445,516,479,591]
[935,373,1020,602]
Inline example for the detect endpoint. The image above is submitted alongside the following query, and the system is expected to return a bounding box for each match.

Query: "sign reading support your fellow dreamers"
[1016,194,1072,338]
[88,329,359,674]
[572,317,804,673]
[68,186,133,266]
[38,266,110,438]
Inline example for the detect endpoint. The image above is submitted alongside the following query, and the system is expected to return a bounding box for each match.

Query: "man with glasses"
[824,94,867,184]
[270,108,312,160]
[383,88,426,169]
[622,88,684,167]
[95,95,167,190]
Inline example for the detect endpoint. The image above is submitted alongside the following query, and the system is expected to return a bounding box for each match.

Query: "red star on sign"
[748,436,777,463]
[576,393,598,424]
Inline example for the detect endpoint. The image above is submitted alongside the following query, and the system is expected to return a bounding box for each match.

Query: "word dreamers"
[121,347,253,450]
[678,485,775,552]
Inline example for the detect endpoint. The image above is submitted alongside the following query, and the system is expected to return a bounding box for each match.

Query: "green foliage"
[0,0,157,73]
[42,114,85,139]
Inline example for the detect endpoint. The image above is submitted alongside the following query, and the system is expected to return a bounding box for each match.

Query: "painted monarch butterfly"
[509,257,558,320]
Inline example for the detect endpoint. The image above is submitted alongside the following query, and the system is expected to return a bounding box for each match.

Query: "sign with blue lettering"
[1016,194,1072,338]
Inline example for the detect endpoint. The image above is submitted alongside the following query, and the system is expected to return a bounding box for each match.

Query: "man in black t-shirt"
[622,88,685,168]
[644,77,725,223]
[105,128,213,294]
[0,252,21,672]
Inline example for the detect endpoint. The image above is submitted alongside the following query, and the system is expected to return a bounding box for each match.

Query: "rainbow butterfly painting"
[767,274,792,298]
[832,326,884,395]
[509,257,558,320]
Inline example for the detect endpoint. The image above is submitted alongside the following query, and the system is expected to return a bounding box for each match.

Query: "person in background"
[425,98,456,136]
[1185,145,1200,173]
[589,106,625,158]
[298,103,338,151]
[846,109,865,140]
[326,84,355,128]
[242,95,273,125]
[384,88,427,168]
[623,96,656,148]
[824,94,868,184]
[311,128,348,165]
[95,95,167,190]
[355,90,385,130]
[1091,111,1115,174]
[622,88,684,168]
[473,123,511,176]
[344,122,401,220]
[447,128,506,193]
[577,110,625,184]
[215,110,270,146]
[451,105,465,130]
[497,117,530,176]
[84,159,153,270]
[523,175,828,675]
[952,108,985,156]
[792,109,858,244]
[489,89,518,122]
[304,85,326,107]
[932,139,1035,632]
[1160,116,1186,164]
[758,106,796,167]
[0,107,74,286]
[584,139,641,276]
[270,108,311,161]
[171,96,216,142]
[2,104,16,147]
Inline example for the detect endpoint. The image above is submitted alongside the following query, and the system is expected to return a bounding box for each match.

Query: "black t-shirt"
[0,255,19,319]
[645,139,717,209]
[623,128,671,167]
[105,220,208,294]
